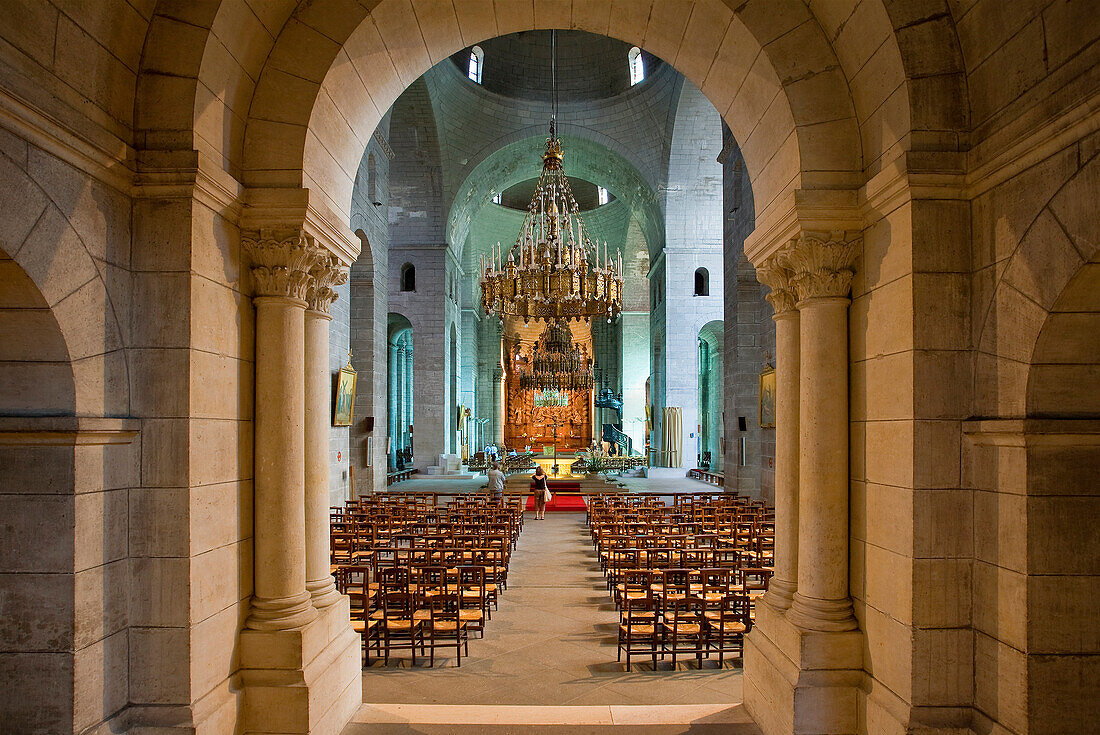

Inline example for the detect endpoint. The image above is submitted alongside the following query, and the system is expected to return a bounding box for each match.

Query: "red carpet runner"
[524,492,588,511]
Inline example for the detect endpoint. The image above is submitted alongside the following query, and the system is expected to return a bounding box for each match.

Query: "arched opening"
[697,320,723,473]
[387,313,413,469]
[468,45,484,84]
[400,262,415,292]
[1020,259,1100,732]
[627,46,644,86]
[694,267,709,296]
[0,244,77,733]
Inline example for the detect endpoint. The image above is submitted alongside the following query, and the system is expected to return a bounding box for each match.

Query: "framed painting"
[333,363,357,426]
[759,367,776,428]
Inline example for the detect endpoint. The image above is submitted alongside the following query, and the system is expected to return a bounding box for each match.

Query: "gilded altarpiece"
[503,319,592,451]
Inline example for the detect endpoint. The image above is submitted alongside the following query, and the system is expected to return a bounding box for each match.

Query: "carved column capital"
[243,233,324,301]
[756,253,798,316]
[785,231,861,302]
[306,256,349,314]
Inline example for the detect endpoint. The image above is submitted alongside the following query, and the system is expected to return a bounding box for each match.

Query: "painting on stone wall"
[334,362,357,426]
[759,367,775,428]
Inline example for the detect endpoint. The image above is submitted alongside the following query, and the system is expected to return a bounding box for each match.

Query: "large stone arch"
[225,0,877,225]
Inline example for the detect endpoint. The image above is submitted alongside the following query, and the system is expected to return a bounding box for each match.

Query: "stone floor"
[342,512,758,734]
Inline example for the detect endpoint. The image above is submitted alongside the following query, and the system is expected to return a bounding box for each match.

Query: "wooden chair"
[423,592,469,667]
[704,593,751,664]
[379,591,423,665]
[617,595,661,671]
[457,565,488,634]
[661,595,707,668]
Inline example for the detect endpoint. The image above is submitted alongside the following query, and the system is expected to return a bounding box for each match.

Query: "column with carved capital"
[304,256,348,609]
[244,235,322,630]
[785,232,860,632]
[756,254,800,612]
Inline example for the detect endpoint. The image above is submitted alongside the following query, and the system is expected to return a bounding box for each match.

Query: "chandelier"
[517,320,594,391]
[479,121,623,324]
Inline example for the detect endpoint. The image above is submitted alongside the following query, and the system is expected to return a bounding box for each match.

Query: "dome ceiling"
[449,30,662,103]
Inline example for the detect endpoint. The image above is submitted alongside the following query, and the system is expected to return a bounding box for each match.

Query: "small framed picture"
[759,367,776,428]
[334,363,357,426]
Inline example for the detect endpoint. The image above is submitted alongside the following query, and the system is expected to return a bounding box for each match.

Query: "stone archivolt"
[783,232,861,302]
[243,234,325,300]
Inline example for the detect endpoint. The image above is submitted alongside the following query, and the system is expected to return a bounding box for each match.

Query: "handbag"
[543,488,552,503]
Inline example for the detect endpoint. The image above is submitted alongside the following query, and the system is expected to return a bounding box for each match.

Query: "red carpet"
[525,493,587,511]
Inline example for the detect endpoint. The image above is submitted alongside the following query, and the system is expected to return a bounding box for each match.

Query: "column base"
[744,601,863,735]
[246,590,319,631]
[787,591,858,632]
[240,596,361,735]
[761,578,797,612]
[307,578,344,610]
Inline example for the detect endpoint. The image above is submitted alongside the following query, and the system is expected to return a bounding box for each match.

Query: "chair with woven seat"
[661,595,707,668]
[618,594,661,671]
[423,592,469,666]
[616,569,656,611]
[704,592,751,665]
[457,565,488,635]
[379,591,423,665]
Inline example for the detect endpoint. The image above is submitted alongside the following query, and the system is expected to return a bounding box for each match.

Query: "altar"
[531,453,581,477]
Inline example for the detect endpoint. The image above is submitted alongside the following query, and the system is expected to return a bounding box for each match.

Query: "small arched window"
[694,267,709,296]
[401,263,416,292]
[597,186,609,205]
[367,153,377,203]
[468,46,484,84]
[628,47,644,86]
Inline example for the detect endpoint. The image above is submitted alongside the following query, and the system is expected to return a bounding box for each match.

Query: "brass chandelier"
[479,123,623,325]
[517,320,594,391]
[478,31,623,326]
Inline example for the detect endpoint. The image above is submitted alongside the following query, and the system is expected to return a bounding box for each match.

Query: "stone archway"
[131,4,949,734]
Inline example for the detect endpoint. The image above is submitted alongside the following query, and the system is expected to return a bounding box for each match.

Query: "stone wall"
[651,80,724,468]
[347,116,393,495]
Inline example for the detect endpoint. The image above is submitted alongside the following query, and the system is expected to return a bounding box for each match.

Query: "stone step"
[343,704,762,735]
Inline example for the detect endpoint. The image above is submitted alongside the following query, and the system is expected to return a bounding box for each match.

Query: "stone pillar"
[244,235,322,631]
[492,365,504,444]
[785,233,860,632]
[756,256,799,611]
[304,256,348,610]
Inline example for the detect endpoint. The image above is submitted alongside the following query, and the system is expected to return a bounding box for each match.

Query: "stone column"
[785,233,860,632]
[304,256,348,610]
[492,365,504,444]
[244,235,322,630]
[756,255,799,611]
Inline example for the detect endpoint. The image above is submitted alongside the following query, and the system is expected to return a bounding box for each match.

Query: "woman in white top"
[486,461,505,503]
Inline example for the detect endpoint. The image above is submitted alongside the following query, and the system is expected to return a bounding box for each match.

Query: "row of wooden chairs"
[330,494,525,666]
[589,492,774,669]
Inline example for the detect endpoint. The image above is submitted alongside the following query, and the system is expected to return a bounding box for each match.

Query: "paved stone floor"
[355,511,748,702]
[344,511,759,733]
